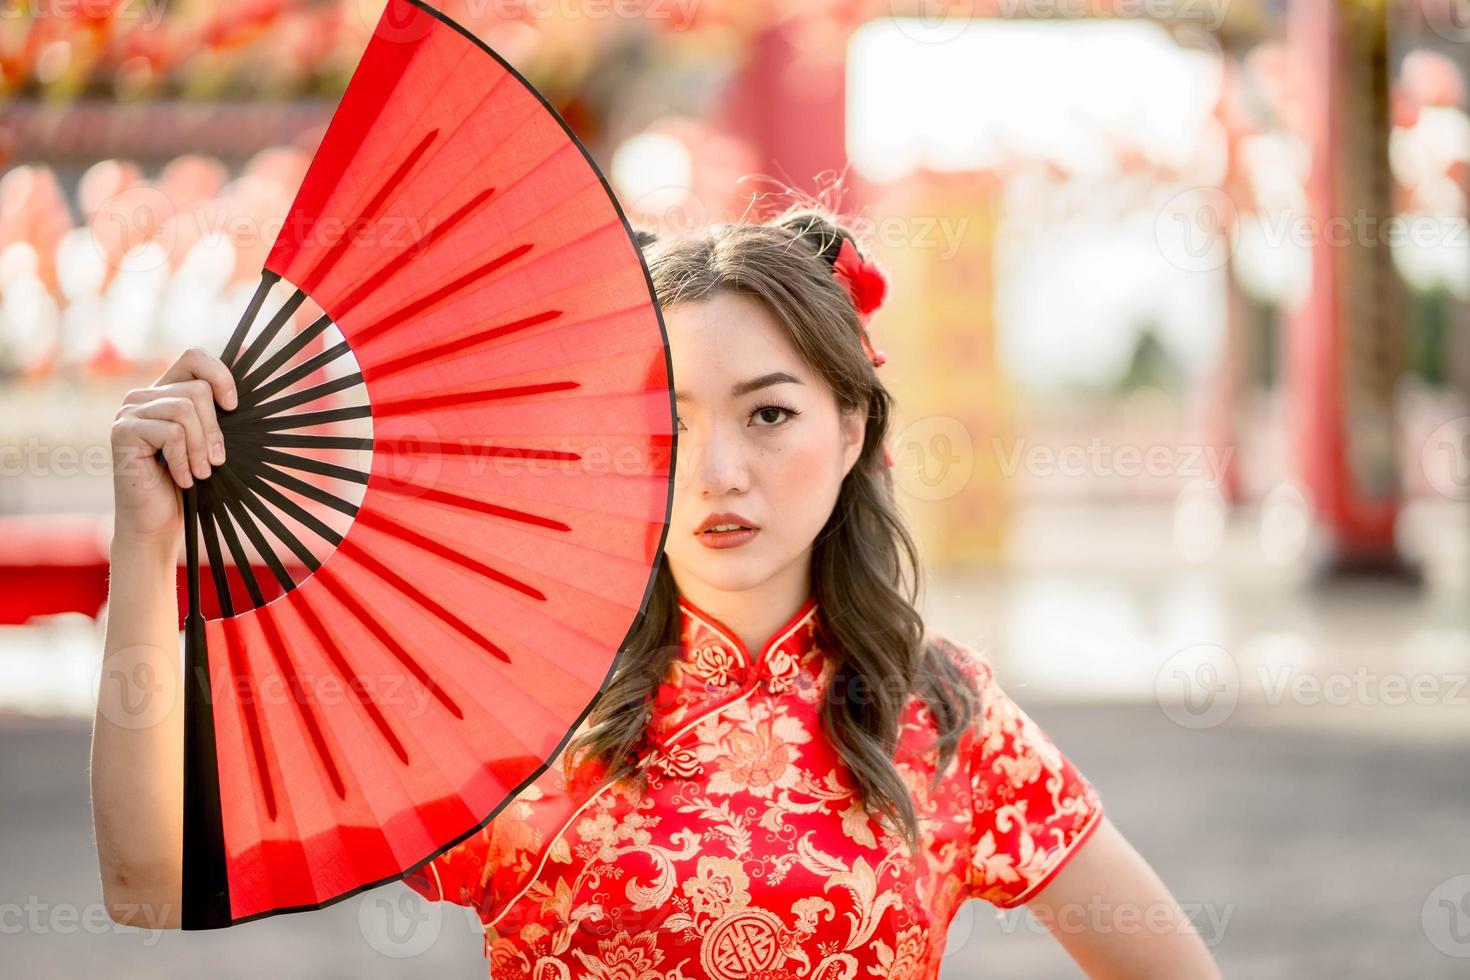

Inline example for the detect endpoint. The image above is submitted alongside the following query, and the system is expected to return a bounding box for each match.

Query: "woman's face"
[662,290,865,602]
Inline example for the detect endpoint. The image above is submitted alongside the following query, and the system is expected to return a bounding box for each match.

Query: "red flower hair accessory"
[828,236,894,469]
[831,238,888,330]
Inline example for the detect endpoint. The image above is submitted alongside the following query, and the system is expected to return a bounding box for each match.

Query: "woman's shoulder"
[889,630,995,757]
[922,629,999,698]
[915,629,1044,760]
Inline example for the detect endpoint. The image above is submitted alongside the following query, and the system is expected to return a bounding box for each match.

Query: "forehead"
[666,292,808,404]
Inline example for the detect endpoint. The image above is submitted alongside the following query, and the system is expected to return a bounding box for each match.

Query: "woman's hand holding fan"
[110,348,240,540]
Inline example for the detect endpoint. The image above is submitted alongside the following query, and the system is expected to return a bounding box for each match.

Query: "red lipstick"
[696,512,760,550]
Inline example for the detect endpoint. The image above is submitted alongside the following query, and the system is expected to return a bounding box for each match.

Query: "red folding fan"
[175,0,674,929]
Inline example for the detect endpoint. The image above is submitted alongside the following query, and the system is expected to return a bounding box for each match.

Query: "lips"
[696,512,759,535]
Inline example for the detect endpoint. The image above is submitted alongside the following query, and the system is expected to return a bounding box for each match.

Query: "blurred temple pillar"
[870,169,1012,568]
[1286,0,1416,580]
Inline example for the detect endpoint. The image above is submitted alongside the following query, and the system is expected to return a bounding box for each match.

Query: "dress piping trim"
[988,802,1106,909]
[675,592,819,673]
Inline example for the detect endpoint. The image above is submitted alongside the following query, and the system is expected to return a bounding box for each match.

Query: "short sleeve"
[399,775,558,927]
[953,642,1105,908]
[403,825,494,913]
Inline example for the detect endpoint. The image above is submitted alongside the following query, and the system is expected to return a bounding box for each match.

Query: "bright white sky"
[847,18,1219,182]
[847,18,1224,394]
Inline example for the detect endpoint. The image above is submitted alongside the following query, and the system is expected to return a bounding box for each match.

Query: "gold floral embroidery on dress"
[760,646,803,694]
[403,600,1106,979]
[647,742,704,780]
[687,641,741,687]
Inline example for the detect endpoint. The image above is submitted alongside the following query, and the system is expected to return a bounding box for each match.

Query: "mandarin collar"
[674,592,824,695]
[638,594,828,771]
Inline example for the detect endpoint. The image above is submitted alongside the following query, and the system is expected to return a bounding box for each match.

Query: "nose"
[681,421,750,497]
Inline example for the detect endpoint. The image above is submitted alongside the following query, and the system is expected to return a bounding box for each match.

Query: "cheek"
[765,433,835,488]
[764,429,846,519]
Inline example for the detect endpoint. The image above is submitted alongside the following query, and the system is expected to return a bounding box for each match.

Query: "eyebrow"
[674,371,804,403]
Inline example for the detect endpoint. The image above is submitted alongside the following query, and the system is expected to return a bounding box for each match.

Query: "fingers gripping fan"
[176,0,674,929]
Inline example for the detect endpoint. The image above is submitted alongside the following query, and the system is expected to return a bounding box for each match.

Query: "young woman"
[93,208,1222,978]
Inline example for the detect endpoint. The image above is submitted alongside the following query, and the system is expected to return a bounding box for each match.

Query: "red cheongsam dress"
[404,592,1105,979]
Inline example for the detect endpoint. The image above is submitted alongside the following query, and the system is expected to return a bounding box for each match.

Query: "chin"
[667,545,775,595]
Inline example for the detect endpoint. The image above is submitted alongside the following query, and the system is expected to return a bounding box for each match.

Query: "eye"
[674,404,800,431]
[750,403,799,427]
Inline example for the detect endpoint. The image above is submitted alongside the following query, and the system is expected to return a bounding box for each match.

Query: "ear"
[839,401,867,478]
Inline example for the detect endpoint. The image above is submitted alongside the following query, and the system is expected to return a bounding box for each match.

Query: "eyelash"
[676,403,801,430]
[751,402,799,427]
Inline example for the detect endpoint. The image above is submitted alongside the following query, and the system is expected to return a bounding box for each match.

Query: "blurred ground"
[2,501,1468,977]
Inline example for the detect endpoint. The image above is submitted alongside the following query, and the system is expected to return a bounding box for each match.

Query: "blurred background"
[1,0,1467,976]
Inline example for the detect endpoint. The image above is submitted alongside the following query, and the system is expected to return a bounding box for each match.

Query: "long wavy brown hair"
[561,205,981,852]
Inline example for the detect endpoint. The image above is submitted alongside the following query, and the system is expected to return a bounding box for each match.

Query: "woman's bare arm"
[93,530,187,929]
[91,347,237,929]
[1026,815,1224,979]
